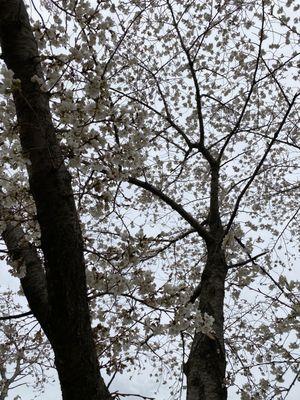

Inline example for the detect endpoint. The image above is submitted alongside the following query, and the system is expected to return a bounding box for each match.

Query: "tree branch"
[228,251,268,268]
[225,92,300,234]
[1,216,49,331]
[0,310,33,321]
[128,177,212,243]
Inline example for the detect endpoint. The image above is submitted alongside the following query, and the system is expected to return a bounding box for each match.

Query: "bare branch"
[0,310,33,321]
[228,251,268,268]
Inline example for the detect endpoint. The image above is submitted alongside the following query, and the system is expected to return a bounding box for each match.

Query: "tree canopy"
[0,1,299,399]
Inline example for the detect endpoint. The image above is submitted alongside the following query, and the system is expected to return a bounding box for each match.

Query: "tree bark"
[1,218,50,332]
[0,2,111,399]
[184,242,227,400]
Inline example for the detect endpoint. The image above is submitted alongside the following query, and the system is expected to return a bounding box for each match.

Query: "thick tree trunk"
[184,243,227,400]
[0,2,110,399]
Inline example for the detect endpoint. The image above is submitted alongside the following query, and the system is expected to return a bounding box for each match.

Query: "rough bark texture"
[0,2,111,399]
[184,243,227,400]
[184,163,228,400]
[1,218,50,332]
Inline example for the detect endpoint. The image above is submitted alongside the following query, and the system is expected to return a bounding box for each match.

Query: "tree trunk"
[0,2,110,399]
[184,243,227,400]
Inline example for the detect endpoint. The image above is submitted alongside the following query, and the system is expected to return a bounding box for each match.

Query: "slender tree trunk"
[184,242,227,400]
[0,2,110,399]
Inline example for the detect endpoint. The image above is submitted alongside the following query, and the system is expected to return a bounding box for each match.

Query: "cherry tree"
[0,1,299,400]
